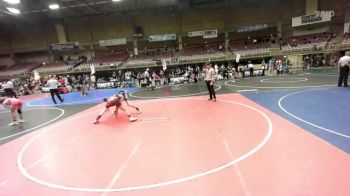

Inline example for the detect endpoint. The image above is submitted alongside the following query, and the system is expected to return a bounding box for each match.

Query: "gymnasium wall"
[89,15,133,41]
[7,1,305,52]
[137,40,178,50]
[228,28,277,41]
[306,0,319,15]
[181,11,225,33]
[133,13,179,36]
[65,18,91,43]
[14,51,50,64]
[11,25,57,52]
[0,55,14,66]
[318,0,348,14]
[0,29,11,55]
[64,0,305,44]
[2,0,348,62]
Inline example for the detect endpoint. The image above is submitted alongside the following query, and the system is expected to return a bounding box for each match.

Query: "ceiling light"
[49,4,60,10]
[112,0,121,2]
[3,0,20,4]
[6,7,20,14]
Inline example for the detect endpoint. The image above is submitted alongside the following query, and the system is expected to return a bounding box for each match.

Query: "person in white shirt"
[338,51,350,87]
[4,80,17,98]
[46,76,64,104]
[230,66,236,82]
[144,68,151,89]
[204,63,217,102]
[248,61,254,77]
[276,59,283,75]
[214,64,219,75]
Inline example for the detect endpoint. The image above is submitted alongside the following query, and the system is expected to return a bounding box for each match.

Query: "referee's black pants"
[338,66,349,87]
[205,80,216,100]
[50,89,63,104]
[4,88,17,98]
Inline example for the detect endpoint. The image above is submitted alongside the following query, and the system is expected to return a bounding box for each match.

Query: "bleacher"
[35,62,71,73]
[281,33,332,52]
[229,41,271,57]
[0,31,348,77]
[126,50,173,66]
[0,63,39,77]
[337,33,350,49]
[178,44,225,62]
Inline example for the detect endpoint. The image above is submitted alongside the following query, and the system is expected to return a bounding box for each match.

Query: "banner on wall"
[99,38,127,47]
[235,24,268,33]
[188,31,203,37]
[149,34,176,42]
[49,42,79,51]
[292,11,334,27]
[202,30,218,39]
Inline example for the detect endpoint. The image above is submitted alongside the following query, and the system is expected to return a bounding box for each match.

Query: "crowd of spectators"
[0,31,346,96]
[0,73,94,97]
[0,53,331,97]
[0,78,40,96]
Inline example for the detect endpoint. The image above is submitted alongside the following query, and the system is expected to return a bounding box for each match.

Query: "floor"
[0,67,349,196]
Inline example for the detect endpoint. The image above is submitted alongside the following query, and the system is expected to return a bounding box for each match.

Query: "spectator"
[204,63,216,102]
[338,51,350,87]
[46,76,64,104]
[248,61,254,77]
[4,80,17,98]
[152,71,161,87]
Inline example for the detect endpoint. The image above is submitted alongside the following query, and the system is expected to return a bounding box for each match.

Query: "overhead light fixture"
[49,4,60,10]
[6,7,20,14]
[112,0,121,2]
[3,0,20,4]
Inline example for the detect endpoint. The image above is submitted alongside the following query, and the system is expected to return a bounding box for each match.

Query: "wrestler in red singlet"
[93,94,138,124]
[0,97,24,126]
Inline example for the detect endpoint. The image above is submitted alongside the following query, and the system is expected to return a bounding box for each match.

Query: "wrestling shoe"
[129,117,138,122]
[8,122,18,126]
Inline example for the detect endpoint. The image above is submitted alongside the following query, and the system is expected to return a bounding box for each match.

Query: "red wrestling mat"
[0,94,349,196]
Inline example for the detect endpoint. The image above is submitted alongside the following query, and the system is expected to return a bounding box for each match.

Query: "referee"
[338,51,350,87]
[204,63,216,102]
[46,76,64,104]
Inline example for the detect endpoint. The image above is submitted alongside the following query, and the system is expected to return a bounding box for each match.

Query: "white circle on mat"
[225,80,334,89]
[0,108,65,141]
[260,77,308,83]
[17,98,272,192]
[129,84,222,99]
[278,89,350,139]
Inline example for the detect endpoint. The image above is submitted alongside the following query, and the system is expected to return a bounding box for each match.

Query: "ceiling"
[0,0,286,18]
[0,0,286,29]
